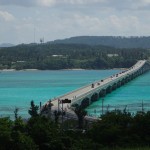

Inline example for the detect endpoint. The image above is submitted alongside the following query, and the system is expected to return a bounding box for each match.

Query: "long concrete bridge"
[41,60,150,117]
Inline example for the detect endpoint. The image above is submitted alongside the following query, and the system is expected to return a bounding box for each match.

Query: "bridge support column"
[112,83,117,90]
[125,77,129,83]
[121,79,125,85]
[106,86,112,94]
[99,89,106,97]
[91,93,99,103]
[117,81,121,88]
[81,97,90,109]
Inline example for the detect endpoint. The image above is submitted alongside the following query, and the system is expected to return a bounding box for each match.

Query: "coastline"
[0,68,126,72]
[0,69,38,72]
[61,68,85,70]
[0,69,16,72]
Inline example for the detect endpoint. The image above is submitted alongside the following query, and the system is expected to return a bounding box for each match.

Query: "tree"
[14,107,19,120]
[0,117,13,149]
[27,115,62,149]
[73,105,87,129]
[11,130,37,150]
[28,100,39,117]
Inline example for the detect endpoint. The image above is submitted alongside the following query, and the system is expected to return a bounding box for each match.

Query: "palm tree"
[14,107,19,120]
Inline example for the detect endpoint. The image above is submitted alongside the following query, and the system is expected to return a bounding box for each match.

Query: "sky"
[0,0,150,44]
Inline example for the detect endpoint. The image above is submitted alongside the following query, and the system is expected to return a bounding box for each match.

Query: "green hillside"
[0,43,148,70]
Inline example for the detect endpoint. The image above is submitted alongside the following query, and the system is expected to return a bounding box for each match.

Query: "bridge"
[41,60,150,118]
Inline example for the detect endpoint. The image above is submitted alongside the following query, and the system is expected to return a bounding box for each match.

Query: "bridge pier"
[106,86,112,94]
[91,93,99,103]
[121,79,125,85]
[124,77,129,83]
[117,81,121,87]
[99,89,106,97]
[112,83,117,90]
[81,97,90,109]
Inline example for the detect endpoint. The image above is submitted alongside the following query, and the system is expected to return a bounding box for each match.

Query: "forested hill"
[0,43,148,70]
[51,36,150,49]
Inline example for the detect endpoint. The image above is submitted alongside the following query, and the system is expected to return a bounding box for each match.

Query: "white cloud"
[63,0,105,4]
[0,10,14,21]
[109,15,140,33]
[141,0,150,4]
[0,0,35,7]
[0,0,149,11]
[37,0,56,7]
[0,0,109,7]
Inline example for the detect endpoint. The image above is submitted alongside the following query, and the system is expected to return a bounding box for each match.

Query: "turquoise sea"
[86,71,150,117]
[0,70,150,119]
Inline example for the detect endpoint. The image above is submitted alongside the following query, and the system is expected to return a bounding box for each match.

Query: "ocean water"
[86,71,150,117]
[0,70,150,119]
[0,70,119,119]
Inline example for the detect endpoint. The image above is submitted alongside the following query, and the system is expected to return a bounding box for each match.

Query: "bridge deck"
[43,60,146,114]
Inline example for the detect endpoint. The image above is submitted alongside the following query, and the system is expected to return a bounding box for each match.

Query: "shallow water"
[86,71,150,117]
[0,70,120,119]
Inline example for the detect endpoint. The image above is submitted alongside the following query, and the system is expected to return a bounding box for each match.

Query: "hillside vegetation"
[0,43,148,70]
[51,36,150,49]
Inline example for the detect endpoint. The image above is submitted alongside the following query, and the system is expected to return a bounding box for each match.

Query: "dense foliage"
[0,43,148,70]
[1,101,150,149]
[52,36,150,49]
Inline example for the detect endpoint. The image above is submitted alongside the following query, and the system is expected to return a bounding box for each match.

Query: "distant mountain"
[0,43,14,47]
[50,36,150,49]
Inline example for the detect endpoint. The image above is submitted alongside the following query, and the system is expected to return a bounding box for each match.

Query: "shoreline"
[0,68,126,72]
[0,69,38,72]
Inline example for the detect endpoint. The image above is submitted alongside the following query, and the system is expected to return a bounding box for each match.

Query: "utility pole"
[61,99,71,131]
[142,100,144,113]
[106,104,109,113]
[40,101,42,113]
[102,98,104,115]
[48,100,52,119]
[62,100,64,125]
[58,99,60,112]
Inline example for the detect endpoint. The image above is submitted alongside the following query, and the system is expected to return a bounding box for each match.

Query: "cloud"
[51,13,146,37]
[37,0,56,7]
[108,15,140,33]
[0,0,149,12]
[0,0,36,7]
[81,14,140,35]
[0,10,15,21]
[0,0,105,7]
[63,0,105,5]
[0,0,117,8]
[105,0,150,10]
[0,0,58,7]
